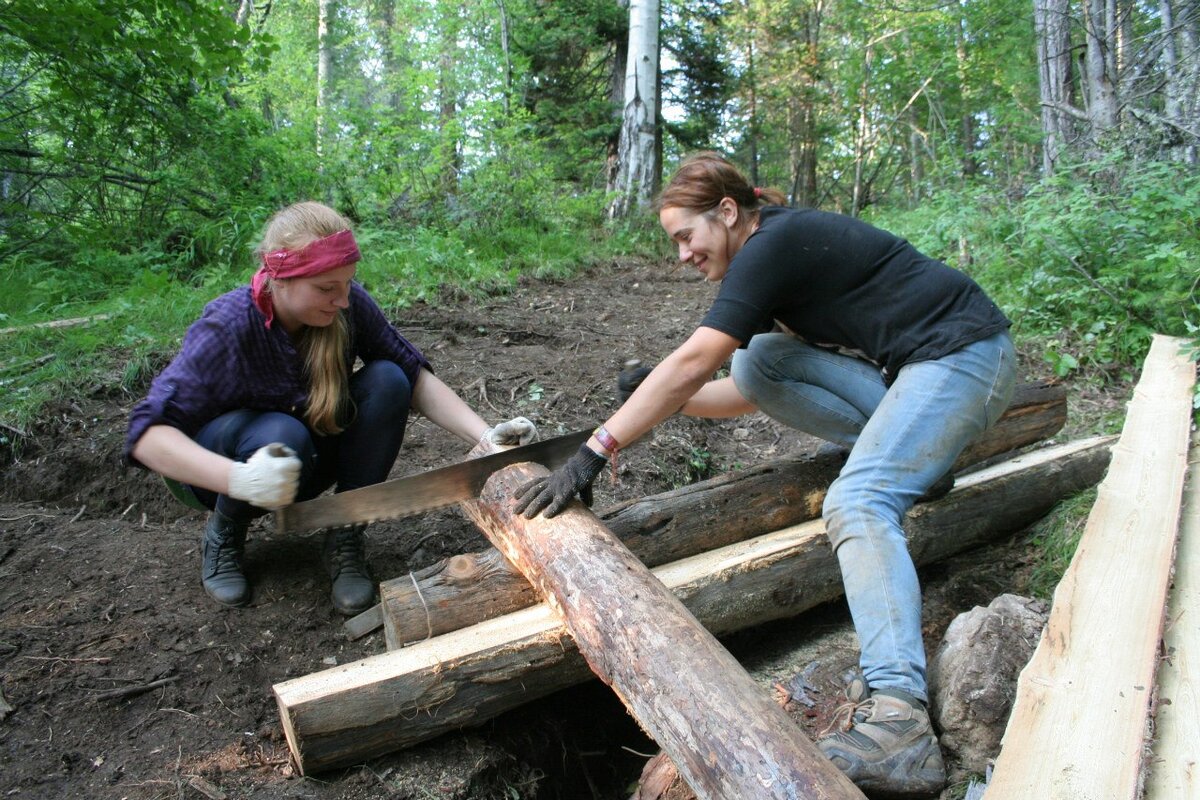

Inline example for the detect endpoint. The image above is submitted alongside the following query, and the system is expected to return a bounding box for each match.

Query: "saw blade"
[274,428,591,536]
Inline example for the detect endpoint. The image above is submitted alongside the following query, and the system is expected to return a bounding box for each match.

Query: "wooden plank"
[1144,436,1200,798]
[376,381,1067,647]
[984,335,1196,800]
[457,450,866,800]
[274,436,1113,773]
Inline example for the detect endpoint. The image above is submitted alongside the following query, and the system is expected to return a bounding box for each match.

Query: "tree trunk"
[608,0,660,218]
[1083,0,1120,135]
[375,381,1067,648]
[457,449,867,800]
[316,0,333,173]
[274,436,1114,774]
[1035,0,1075,174]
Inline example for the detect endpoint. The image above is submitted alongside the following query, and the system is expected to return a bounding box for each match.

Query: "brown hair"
[654,151,788,228]
[257,201,353,436]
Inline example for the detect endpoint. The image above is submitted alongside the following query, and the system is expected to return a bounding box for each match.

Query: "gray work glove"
[482,416,538,447]
[513,444,608,518]
[618,363,654,404]
[227,443,301,510]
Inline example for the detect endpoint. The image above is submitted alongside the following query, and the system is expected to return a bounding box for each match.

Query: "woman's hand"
[482,416,538,447]
[513,444,607,518]
[227,443,301,509]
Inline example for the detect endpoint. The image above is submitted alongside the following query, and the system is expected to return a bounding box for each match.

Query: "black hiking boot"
[201,512,250,608]
[817,685,946,799]
[322,526,376,615]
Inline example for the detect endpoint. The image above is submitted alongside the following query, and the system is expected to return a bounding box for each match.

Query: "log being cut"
[274,435,1111,775]
[375,380,1067,647]
[453,443,867,800]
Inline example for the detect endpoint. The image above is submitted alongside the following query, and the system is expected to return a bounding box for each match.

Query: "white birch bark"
[317,0,332,171]
[608,0,659,219]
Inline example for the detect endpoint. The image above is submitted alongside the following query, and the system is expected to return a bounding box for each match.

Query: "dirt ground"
[0,258,1125,800]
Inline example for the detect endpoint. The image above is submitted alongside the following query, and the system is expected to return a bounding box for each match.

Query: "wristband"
[593,425,620,453]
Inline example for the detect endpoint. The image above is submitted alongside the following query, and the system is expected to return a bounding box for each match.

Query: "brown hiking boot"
[817,688,946,799]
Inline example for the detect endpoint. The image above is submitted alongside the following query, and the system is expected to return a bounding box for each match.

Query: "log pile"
[348,381,1067,645]
[273,376,1121,794]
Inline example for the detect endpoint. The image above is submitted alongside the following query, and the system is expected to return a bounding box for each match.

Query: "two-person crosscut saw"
[273,428,592,536]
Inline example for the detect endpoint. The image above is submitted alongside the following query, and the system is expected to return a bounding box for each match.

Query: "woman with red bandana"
[126,201,534,615]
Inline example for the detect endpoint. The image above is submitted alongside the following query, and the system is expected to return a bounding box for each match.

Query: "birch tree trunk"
[1035,0,1075,174]
[317,0,332,174]
[608,0,660,219]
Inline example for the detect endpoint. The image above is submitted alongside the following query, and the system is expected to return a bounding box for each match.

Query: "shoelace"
[209,538,242,576]
[820,696,874,738]
[328,534,367,577]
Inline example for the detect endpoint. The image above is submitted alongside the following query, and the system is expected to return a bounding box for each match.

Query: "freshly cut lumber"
[456,447,866,800]
[274,435,1112,773]
[1144,437,1200,799]
[984,335,1196,800]
[379,380,1067,647]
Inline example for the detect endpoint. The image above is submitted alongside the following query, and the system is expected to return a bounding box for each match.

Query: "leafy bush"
[873,151,1200,383]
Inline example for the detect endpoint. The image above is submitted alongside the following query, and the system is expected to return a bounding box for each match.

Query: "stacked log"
[373,381,1067,647]
[274,434,1112,775]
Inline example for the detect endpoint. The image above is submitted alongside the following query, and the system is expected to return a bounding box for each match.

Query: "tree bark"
[455,449,866,800]
[317,0,333,173]
[376,381,1067,647]
[1035,0,1075,174]
[608,0,660,218]
[275,435,1112,774]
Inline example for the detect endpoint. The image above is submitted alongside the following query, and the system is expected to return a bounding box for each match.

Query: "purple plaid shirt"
[125,283,430,466]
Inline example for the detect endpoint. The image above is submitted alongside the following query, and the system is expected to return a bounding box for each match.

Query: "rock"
[929,593,1048,774]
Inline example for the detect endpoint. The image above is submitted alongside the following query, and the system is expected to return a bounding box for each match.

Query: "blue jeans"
[188,360,413,522]
[731,331,1016,702]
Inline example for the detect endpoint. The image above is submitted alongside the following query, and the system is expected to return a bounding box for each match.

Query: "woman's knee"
[731,333,788,403]
[352,361,413,422]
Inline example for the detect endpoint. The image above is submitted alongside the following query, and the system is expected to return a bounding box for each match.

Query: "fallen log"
[377,380,1067,648]
[274,435,1112,774]
[455,445,866,799]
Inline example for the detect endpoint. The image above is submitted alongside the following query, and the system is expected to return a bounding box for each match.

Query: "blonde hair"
[257,201,354,436]
[654,151,788,232]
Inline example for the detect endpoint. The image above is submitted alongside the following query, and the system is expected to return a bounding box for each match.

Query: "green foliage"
[1022,489,1096,601]
[871,152,1200,385]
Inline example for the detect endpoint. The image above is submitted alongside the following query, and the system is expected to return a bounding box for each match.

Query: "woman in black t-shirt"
[515,152,1016,798]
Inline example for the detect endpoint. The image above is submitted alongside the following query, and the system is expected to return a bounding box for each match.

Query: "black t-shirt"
[699,206,1010,381]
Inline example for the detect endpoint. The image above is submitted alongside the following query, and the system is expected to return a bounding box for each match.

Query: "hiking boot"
[201,512,250,608]
[817,688,946,799]
[915,471,954,504]
[322,526,376,615]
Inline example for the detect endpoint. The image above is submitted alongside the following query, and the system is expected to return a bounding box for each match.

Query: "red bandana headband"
[251,229,362,328]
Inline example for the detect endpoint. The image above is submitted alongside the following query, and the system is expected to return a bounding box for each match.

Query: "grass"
[1022,488,1096,601]
[0,215,657,446]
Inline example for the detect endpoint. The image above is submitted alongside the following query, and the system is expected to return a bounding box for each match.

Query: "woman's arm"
[595,326,742,452]
[410,368,490,445]
[131,424,237,495]
[680,376,756,418]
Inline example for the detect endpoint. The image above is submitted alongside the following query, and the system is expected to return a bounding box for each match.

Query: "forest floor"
[0,258,1128,800]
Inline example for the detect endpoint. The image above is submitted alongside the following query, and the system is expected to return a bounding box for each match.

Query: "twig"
[0,314,111,335]
[186,775,228,800]
[91,675,179,702]
[69,505,86,524]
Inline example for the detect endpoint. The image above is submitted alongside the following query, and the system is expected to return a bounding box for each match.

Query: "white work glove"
[482,416,538,447]
[227,443,301,510]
